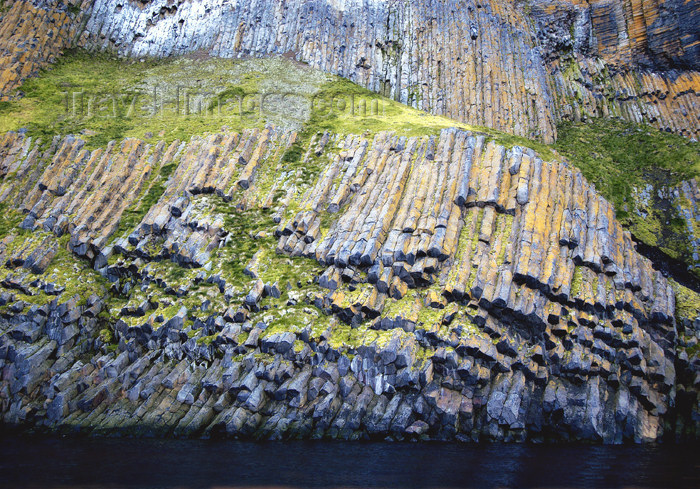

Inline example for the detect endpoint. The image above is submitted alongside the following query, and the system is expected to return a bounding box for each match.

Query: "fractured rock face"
[0,126,690,442]
[79,0,555,141]
[281,129,676,343]
[530,0,700,140]
[0,0,697,444]
[81,0,558,141]
[549,61,700,140]
[676,178,700,275]
[78,0,700,140]
[528,0,700,71]
[1,0,697,140]
[1,133,158,261]
[0,0,84,100]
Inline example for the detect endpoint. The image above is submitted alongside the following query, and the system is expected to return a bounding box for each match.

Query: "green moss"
[325,319,402,351]
[0,49,270,150]
[210,201,276,284]
[0,233,107,308]
[98,329,114,344]
[672,280,700,322]
[197,335,216,346]
[293,340,306,353]
[417,303,444,327]
[0,49,151,148]
[554,120,699,203]
[383,291,420,320]
[0,203,25,238]
[103,189,328,329]
[281,143,304,165]
[315,207,345,240]
[554,119,700,273]
[308,78,465,138]
[570,266,583,297]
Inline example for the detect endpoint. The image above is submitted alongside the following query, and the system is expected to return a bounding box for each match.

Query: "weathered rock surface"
[530,0,700,139]
[0,0,697,444]
[676,178,700,276]
[80,0,558,141]
[0,127,697,442]
[0,0,84,100]
[529,0,699,71]
[2,0,697,140]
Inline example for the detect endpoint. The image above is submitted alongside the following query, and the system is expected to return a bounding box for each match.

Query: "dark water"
[0,435,697,489]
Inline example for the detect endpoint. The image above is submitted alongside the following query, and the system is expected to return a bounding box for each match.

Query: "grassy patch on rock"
[112,161,177,240]
[0,233,107,314]
[673,280,700,322]
[0,203,25,239]
[0,50,329,149]
[308,78,471,137]
[0,48,558,155]
[554,119,700,273]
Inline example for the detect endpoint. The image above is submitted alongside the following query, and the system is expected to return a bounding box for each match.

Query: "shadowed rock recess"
[0,0,698,443]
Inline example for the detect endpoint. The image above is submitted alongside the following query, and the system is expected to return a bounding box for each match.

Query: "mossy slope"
[554,119,700,278]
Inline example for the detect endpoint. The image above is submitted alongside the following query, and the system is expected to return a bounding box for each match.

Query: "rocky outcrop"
[0,133,155,259]
[549,60,699,139]
[0,0,85,100]
[1,127,695,442]
[529,0,700,139]
[0,0,697,444]
[528,0,699,71]
[78,0,700,140]
[675,178,700,277]
[79,0,558,142]
[1,0,697,140]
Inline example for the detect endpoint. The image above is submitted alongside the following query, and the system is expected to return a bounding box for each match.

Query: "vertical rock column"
[82,0,558,141]
[0,0,86,100]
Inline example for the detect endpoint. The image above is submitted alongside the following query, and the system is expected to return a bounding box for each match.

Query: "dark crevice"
[632,235,700,294]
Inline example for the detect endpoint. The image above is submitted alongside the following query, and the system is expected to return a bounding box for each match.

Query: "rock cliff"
[0,0,84,100]
[1,0,698,141]
[531,0,700,139]
[0,124,697,442]
[0,0,698,442]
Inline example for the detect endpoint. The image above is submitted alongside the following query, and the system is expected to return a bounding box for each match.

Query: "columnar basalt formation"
[528,0,700,139]
[0,0,697,443]
[79,0,558,142]
[1,0,697,140]
[530,0,699,71]
[0,128,693,442]
[0,0,84,100]
[675,178,700,276]
[548,59,699,138]
[77,0,700,140]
